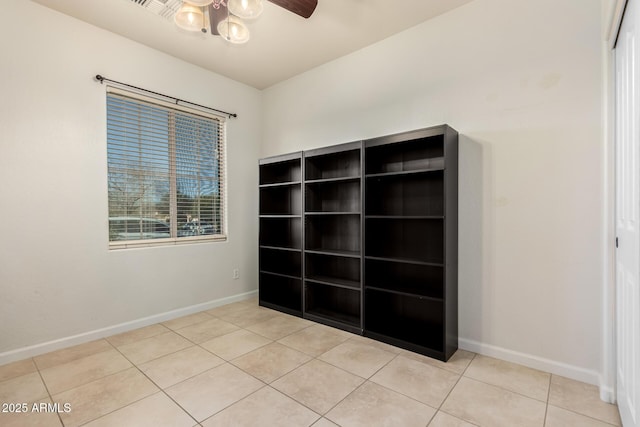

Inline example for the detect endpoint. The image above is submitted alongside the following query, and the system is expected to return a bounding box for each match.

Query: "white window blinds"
[106,88,226,248]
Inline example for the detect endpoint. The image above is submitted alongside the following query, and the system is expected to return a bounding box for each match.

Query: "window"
[106,88,226,248]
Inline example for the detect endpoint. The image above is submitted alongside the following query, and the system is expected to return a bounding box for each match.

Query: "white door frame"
[609,2,640,426]
[603,0,628,405]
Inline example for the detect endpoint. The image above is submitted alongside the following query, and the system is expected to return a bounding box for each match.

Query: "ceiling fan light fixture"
[217,15,250,44]
[183,0,214,6]
[227,0,264,20]
[175,3,205,32]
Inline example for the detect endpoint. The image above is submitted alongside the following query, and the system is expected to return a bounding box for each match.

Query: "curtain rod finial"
[95,75,104,83]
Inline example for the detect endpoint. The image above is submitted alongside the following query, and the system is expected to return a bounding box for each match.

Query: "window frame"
[106,86,227,250]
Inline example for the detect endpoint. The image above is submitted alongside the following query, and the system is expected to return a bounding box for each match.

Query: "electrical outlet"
[233,269,239,279]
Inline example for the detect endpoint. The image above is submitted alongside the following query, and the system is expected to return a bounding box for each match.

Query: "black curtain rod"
[94,75,237,119]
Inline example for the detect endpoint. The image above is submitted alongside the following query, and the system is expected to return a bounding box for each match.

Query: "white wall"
[0,0,261,358]
[263,0,605,386]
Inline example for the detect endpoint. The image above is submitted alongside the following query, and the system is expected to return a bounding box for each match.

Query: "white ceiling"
[31,0,474,89]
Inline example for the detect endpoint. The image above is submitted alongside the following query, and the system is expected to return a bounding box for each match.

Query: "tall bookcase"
[303,142,363,334]
[363,126,458,361]
[258,125,458,361]
[258,152,303,316]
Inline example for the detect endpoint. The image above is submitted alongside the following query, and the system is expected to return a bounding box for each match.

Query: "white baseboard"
[0,290,257,366]
[459,338,608,397]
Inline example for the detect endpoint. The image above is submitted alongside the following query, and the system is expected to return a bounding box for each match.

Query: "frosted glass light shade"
[184,0,213,6]
[228,0,264,19]
[217,16,250,44]
[175,4,205,32]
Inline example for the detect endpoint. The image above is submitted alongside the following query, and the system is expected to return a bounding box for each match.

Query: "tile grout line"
[74,338,299,426]
[431,409,482,427]
[460,374,551,404]
[32,358,66,427]
[229,313,465,425]
[106,341,202,427]
[128,321,287,424]
[259,373,330,425]
[226,351,305,385]
[435,354,485,426]
[545,402,621,427]
[437,356,615,426]
[274,329,352,358]
[166,316,334,425]
[194,382,271,425]
[452,356,566,425]
[55,373,152,426]
[360,379,442,426]
[100,308,276,392]
[266,356,362,419]
[231,318,384,424]
[313,347,424,424]
[427,352,478,426]
[321,379,369,424]
[229,332,380,384]
[105,325,171,348]
[105,307,317,425]
[110,310,251,367]
[198,384,323,427]
[37,341,129,425]
[215,320,328,394]
[0,358,38,384]
[105,334,223,426]
[458,359,553,405]
[543,373,552,427]
[541,373,621,426]
[35,345,135,398]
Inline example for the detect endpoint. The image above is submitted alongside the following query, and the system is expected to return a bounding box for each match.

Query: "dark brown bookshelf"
[363,125,458,361]
[303,142,363,332]
[258,125,458,360]
[259,152,303,316]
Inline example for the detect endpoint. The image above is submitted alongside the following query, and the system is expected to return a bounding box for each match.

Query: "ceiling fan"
[169,0,318,44]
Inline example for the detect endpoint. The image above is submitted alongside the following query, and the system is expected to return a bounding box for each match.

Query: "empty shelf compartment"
[305,281,360,327]
[366,136,444,175]
[260,158,301,185]
[260,185,302,215]
[365,258,443,299]
[306,214,360,255]
[260,272,302,313]
[306,149,361,180]
[366,171,444,216]
[260,217,302,249]
[365,288,443,352]
[260,247,301,278]
[366,218,443,264]
[306,252,360,289]
[306,179,360,213]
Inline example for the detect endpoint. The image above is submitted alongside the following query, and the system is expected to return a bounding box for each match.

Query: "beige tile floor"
[0,298,622,427]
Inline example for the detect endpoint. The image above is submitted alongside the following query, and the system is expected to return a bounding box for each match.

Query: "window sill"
[109,235,227,250]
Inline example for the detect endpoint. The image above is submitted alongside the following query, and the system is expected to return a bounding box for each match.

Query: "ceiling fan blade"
[267,0,318,19]
[208,3,228,35]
